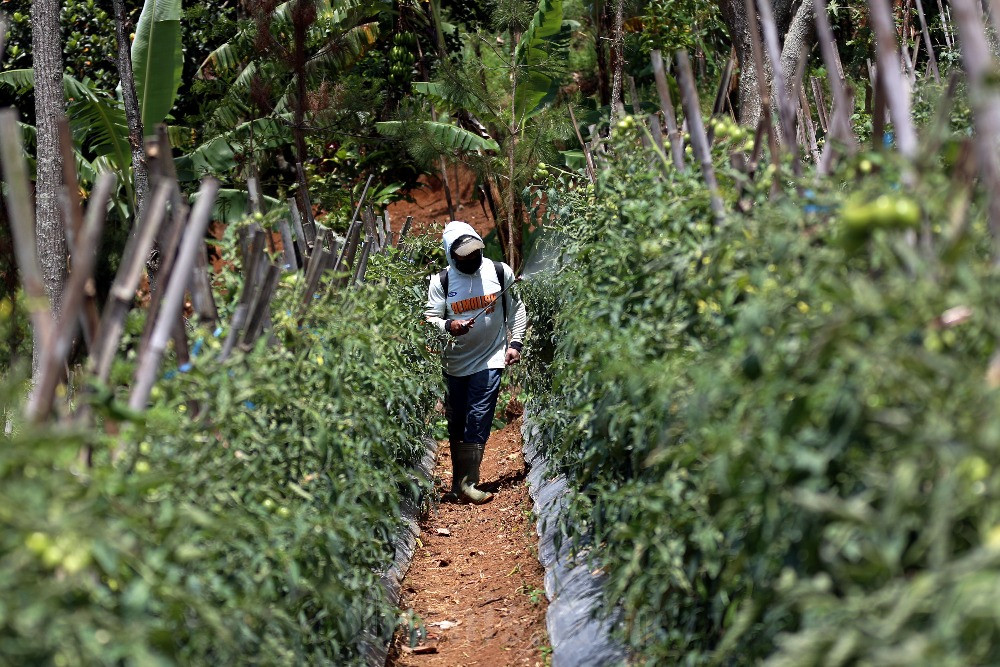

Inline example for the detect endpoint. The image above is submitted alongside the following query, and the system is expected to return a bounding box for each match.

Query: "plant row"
[0,231,440,665]
[523,120,1000,664]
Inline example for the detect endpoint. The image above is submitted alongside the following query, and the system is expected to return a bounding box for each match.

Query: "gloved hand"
[448,319,474,336]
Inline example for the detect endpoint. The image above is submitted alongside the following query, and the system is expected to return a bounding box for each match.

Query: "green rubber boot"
[444,442,493,505]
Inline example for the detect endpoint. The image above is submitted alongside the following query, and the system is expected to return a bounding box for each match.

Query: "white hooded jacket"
[425,221,528,377]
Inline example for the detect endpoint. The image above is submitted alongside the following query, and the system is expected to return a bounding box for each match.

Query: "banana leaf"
[192,188,284,224]
[175,117,294,182]
[131,0,183,131]
[511,0,567,121]
[375,121,499,152]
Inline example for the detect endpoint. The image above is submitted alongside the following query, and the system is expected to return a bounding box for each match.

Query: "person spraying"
[425,221,528,504]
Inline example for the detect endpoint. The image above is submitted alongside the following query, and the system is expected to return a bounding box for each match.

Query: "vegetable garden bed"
[522,116,1000,664]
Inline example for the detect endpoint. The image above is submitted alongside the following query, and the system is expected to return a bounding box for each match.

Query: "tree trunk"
[594,1,611,107]
[112,0,149,223]
[610,0,625,115]
[31,0,67,376]
[719,0,809,129]
[779,0,815,98]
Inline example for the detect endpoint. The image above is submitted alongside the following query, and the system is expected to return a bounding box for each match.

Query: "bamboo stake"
[814,0,857,148]
[648,114,667,156]
[868,0,919,159]
[298,249,334,319]
[240,264,281,349]
[650,50,687,170]
[937,0,955,47]
[951,0,1000,251]
[353,237,373,285]
[218,231,265,362]
[375,215,387,252]
[627,75,642,115]
[675,51,725,220]
[711,48,737,117]
[914,0,941,81]
[278,217,297,270]
[799,86,822,164]
[0,110,56,366]
[28,171,114,422]
[334,220,363,283]
[568,104,598,183]
[190,245,219,328]
[811,77,830,132]
[91,182,171,385]
[247,175,264,215]
[397,216,413,247]
[872,66,888,147]
[295,161,318,246]
[757,0,802,176]
[57,118,101,350]
[129,179,219,411]
[288,197,308,259]
[744,0,783,175]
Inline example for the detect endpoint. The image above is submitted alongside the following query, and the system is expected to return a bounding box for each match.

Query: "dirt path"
[388,418,549,667]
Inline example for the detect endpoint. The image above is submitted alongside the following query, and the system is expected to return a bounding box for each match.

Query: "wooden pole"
[218,231,265,362]
[913,0,942,83]
[129,179,219,411]
[675,51,725,220]
[744,0,782,174]
[278,217,297,270]
[295,161,318,246]
[711,48,737,118]
[568,104,598,183]
[288,197,308,259]
[811,77,830,132]
[353,237,373,285]
[91,182,171,385]
[756,0,803,176]
[0,110,56,367]
[650,50,687,170]
[28,171,114,422]
[868,0,918,159]
[57,117,101,350]
[298,249,332,316]
[814,0,857,148]
[397,216,414,247]
[190,245,219,328]
[240,264,281,349]
[799,86,822,164]
[951,0,1000,252]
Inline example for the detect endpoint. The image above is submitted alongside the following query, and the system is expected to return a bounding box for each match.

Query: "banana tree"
[378,0,571,270]
[198,0,383,180]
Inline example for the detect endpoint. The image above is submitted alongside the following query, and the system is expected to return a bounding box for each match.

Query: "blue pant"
[444,368,503,446]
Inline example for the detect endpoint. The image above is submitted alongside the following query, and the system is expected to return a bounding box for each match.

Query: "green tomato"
[25,532,51,555]
[893,197,920,227]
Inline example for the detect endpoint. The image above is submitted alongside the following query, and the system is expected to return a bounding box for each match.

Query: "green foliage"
[0,237,440,664]
[526,123,1000,664]
[376,119,500,153]
[132,0,184,131]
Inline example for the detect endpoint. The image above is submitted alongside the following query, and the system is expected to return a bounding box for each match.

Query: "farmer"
[425,221,527,504]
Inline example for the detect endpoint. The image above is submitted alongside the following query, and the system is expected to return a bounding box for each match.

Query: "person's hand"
[505,347,521,366]
[448,319,474,336]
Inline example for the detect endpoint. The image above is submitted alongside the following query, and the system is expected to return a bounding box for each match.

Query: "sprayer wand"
[466,276,523,324]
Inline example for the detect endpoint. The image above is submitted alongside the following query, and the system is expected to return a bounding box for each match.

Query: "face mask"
[455,250,482,275]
